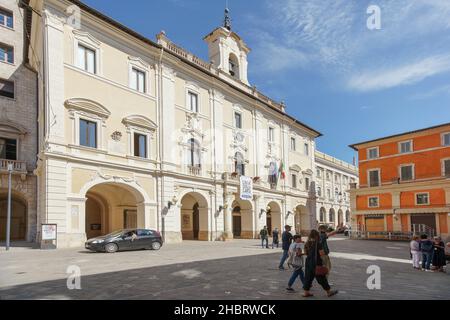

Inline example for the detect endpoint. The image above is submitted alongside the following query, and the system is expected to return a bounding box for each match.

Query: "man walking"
[279,225,293,270]
[260,226,269,249]
[420,234,434,271]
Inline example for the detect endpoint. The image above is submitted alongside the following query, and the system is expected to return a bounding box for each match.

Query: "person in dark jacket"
[302,230,338,298]
[260,226,269,249]
[272,228,280,249]
[431,237,446,272]
[420,234,434,271]
[278,225,293,270]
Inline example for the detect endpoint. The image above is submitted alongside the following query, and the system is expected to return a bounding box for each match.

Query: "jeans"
[261,238,268,248]
[288,268,305,288]
[422,252,433,270]
[279,250,289,268]
[272,239,279,249]
[411,251,421,268]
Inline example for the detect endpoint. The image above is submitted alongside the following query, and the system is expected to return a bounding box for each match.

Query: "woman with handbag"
[302,230,338,298]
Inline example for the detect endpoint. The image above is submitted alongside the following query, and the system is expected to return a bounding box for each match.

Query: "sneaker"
[425,269,432,272]
[286,287,295,292]
[279,267,285,271]
[327,290,338,297]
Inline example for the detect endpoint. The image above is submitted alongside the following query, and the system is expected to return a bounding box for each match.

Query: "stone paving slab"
[0,237,449,300]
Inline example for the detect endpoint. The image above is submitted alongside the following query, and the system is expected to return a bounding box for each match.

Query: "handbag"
[315,241,329,276]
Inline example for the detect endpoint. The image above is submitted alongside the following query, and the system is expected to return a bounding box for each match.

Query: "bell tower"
[204,7,250,85]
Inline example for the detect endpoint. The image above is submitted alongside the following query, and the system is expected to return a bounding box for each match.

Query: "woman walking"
[302,230,338,298]
[431,237,446,272]
[410,235,421,270]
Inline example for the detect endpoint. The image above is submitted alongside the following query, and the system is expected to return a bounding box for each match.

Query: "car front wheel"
[105,243,118,253]
[151,241,161,251]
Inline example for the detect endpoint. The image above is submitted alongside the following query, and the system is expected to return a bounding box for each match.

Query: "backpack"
[287,246,304,269]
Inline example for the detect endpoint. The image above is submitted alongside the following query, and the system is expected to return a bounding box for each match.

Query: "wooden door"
[233,215,241,238]
[365,217,385,239]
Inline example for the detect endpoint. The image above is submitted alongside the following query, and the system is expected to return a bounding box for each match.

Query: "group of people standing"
[410,234,447,272]
[261,224,338,298]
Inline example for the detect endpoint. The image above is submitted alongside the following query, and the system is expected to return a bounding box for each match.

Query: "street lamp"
[6,163,13,251]
[259,209,266,219]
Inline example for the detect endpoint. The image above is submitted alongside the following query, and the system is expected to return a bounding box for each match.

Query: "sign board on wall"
[182,215,190,229]
[41,224,57,240]
[240,176,253,201]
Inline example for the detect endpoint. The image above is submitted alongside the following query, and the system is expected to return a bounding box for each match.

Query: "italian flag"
[279,161,286,179]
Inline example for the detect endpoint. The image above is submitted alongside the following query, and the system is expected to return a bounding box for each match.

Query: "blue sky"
[82,0,450,163]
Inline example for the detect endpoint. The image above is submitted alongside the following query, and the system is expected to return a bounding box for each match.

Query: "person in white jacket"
[410,235,421,270]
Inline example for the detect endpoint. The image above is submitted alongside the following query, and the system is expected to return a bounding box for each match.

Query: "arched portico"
[180,192,209,241]
[329,208,336,227]
[345,210,351,224]
[0,190,27,241]
[267,201,282,235]
[73,178,154,242]
[319,207,327,223]
[338,209,344,227]
[83,182,150,239]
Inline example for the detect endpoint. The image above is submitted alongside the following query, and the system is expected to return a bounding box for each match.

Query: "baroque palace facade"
[0,0,357,247]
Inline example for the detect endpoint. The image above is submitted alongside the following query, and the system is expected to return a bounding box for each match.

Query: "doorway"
[124,210,137,229]
[193,203,200,240]
[266,212,272,236]
[232,206,242,238]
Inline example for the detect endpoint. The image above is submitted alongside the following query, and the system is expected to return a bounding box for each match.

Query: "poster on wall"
[41,224,57,240]
[240,176,253,201]
[182,215,190,229]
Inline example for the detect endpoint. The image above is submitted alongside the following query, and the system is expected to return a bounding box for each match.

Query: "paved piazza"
[0,237,449,300]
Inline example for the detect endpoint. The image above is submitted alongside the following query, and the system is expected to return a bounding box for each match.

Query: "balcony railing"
[0,159,27,173]
[188,165,202,176]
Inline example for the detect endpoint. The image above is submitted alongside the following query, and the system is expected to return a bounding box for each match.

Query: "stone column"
[223,192,234,240]
[160,64,177,171]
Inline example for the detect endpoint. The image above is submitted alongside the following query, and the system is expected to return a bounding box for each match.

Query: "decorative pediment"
[122,115,157,131]
[73,30,101,47]
[0,121,28,136]
[181,112,204,139]
[65,98,111,118]
[303,169,314,176]
[186,80,201,92]
[290,165,301,172]
[128,56,150,70]
[233,103,244,113]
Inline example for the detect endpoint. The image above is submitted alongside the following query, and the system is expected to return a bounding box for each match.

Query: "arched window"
[320,208,326,222]
[345,210,350,223]
[229,53,239,78]
[329,210,335,222]
[235,152,245,176]
[188,138,201,167]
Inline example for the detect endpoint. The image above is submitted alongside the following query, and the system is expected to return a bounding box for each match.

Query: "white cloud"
[347,55,450,92]
[409,84,450,100]
[248,0,450,91]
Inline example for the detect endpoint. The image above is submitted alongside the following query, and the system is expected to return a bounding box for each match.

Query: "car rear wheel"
[151,241,161,251]
[105,243,118,253]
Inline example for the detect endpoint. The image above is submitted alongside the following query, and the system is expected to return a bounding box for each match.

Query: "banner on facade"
[240,176,253,201]
[41,224,57,240]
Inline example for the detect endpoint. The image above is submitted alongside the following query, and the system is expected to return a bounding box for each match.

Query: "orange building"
[349,123,450,239]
